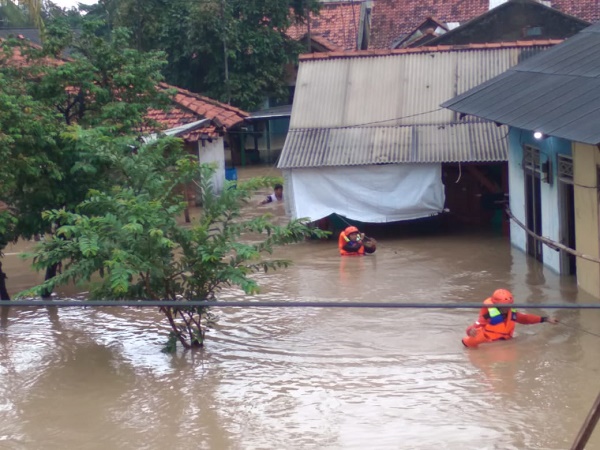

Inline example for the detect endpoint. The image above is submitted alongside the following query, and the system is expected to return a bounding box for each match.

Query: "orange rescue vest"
[338,231,365,256]
[481,298,517,340]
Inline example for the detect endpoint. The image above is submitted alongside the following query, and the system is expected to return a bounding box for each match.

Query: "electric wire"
[559,321,600,339]
[2,300,600,309]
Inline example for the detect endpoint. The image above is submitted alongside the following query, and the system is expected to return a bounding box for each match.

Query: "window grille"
[523,145,541,176]
[557,154,573,185]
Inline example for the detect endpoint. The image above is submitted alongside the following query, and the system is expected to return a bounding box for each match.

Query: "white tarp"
[287,164,445,223]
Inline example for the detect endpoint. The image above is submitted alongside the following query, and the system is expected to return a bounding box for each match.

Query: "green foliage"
[43,1,86,29]
[27,22,171,131]
[0,0,38,27]
[0,70,63,243]
[22,133,328,351]
[102,0,320,111]
[0,21,173,298]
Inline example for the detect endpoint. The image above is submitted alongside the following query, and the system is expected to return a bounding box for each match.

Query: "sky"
[51,0,98,9]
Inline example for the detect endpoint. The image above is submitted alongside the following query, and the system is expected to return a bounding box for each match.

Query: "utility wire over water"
[559,321,600,339]
[3,300,600,308]
[5,300,600,340]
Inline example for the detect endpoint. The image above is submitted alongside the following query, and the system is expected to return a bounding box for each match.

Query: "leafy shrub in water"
[22,132,328,351]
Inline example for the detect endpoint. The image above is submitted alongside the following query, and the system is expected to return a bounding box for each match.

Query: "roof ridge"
[299,39,563,60]
[159,82,248,117]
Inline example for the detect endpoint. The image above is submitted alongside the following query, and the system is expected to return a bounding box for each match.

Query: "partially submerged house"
[279,41,558,225]
[245,1,372,166]
[247,0,594,166]
[392,17,451,49]
[148,83,248,201]
[425,0,590,46]
[442,22,600,296]
[368,0,600,49]
[287,1,371,52]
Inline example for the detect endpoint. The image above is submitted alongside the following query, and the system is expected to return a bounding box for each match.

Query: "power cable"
[286,107,446,131]
[231,107,449,135]
[2,300,600,309]
[559,321,600,339]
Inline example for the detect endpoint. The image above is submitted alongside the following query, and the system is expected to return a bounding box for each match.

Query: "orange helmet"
[492,289,514,304]
[344,226,359,235]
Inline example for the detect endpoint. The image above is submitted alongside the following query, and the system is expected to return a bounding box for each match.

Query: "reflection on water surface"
[1,167,599,449]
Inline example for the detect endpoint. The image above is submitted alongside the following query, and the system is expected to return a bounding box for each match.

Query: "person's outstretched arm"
[515,312,558,325]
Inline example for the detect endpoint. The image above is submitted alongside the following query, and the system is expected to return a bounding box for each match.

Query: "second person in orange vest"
[462,289,558,348]
[338,226,377,256]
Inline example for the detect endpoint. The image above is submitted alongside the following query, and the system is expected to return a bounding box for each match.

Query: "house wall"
[198,138,225,194]
[507,128,571,272]
[433,2,588,45]
[248,118,290,164]
[572,142,600,298]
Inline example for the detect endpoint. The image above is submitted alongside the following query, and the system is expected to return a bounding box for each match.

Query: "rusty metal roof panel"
[278,121,507,168]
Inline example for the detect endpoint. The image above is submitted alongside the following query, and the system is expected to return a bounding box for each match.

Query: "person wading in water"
[462,289,558,348]
[338,226,377,256]
[260,184,283,205]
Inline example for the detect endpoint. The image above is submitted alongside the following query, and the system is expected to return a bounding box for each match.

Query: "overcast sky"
[52,0,98,9]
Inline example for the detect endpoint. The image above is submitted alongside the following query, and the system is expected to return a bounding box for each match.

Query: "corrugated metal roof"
[247,104,292,120]
[442,23,600,144]
[278,121,508,168]
[281,43,550,168]
[290,45,554,129]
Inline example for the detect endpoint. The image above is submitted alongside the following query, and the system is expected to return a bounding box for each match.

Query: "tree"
[23,133,328,351]
[42,2,85,30]
[0,22,172,299]
[0,59,64,299]
[0,0,41,27]
[0,1,32,27]
[29,22,171,130]
[94,0,320,111]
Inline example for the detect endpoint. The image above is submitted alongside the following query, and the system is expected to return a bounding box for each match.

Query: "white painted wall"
[198,138,225,194]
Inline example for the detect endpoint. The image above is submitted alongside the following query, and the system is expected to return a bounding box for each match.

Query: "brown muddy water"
[1,166,599,450]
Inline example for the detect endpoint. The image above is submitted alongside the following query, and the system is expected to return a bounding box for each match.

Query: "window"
[523,26,543,37]
[557,155,573,185]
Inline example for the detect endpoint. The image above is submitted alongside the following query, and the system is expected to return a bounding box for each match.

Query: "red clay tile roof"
[144,105,219,141]
[1,38,244,143]
[0,36,66,67]
[145,84,249,141]
[287,1,366,51]
[299,39,562,61]
[160,83,248,129]
[393,16,450,48]
[552,0,600,24]
[369,0,600,49]
[309,33,344,51]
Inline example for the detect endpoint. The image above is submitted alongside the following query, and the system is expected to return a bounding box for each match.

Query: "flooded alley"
[0,167,599,450]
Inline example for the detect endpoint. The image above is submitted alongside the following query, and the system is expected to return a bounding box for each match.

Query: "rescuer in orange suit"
[338,226,377,256]
[462,289,558,348]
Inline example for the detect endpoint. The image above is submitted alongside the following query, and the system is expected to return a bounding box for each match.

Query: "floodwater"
[1,167,600,450]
